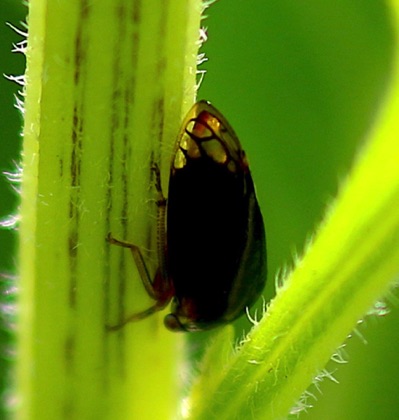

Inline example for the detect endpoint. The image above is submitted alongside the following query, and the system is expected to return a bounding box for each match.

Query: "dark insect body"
[107,100,266,332]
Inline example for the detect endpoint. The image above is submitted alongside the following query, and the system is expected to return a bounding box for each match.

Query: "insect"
[107,100,267,332]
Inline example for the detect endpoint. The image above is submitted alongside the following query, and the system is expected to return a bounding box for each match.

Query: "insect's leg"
[106,300,167,331]
[151,163,168,281]
[107,233,162,300]
[106,234,173,331]
[108,234,154,295]
[106,164,171,331]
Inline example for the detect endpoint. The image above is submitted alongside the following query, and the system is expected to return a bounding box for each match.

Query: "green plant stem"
[17,1,201,419]
[190,3,399,419]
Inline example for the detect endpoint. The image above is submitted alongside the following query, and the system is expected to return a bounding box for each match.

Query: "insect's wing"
[167,100,267,331]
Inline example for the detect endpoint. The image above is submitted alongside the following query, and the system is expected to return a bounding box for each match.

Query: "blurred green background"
[1,1,25,418]
[1,1,399,419]
[0,1,24,267]
[199,1,399,420]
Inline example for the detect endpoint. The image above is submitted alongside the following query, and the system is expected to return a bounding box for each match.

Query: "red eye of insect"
[107,100,267,332]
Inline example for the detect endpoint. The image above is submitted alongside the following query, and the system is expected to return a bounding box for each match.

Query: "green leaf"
[17,1,201,419]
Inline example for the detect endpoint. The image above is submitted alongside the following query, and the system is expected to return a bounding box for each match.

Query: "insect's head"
[164,313,219,332]
[164,313,191,332]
